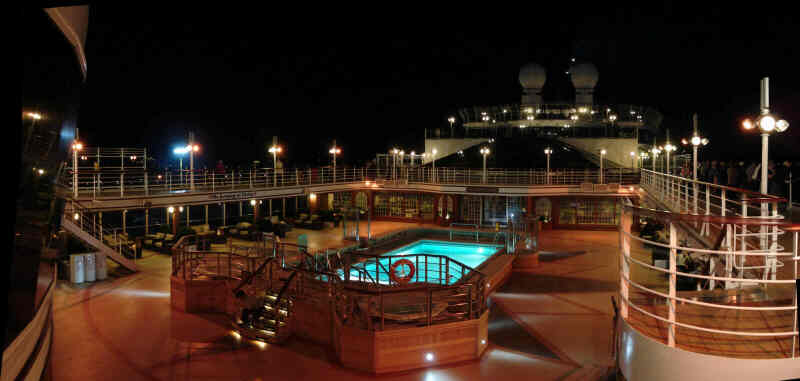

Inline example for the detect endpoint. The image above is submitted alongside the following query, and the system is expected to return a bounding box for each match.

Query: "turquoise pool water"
[342,240,502,285]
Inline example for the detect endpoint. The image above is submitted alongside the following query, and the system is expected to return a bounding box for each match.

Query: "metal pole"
[190,146,195,191]
[600,154,604,184]
[483,154,487,184]
[668,222,677,347]
[546,153,550,184]
[693,146,698,214]
[73,148,78,198]
[761,133,769,251]
[144,148,149,195]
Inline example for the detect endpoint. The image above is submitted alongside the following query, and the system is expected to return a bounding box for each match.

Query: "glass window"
[403,194,418,218]
[460,196,481,224]
[374,194,389,217]
[355,191,368,210]
[559,198,577,225]
[535,197,552,221]
[420,194,434,220]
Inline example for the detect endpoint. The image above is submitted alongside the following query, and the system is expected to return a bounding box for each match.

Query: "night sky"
[74,7,799,169]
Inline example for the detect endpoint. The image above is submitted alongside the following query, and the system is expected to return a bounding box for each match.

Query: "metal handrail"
[618,200,799,358]
[58,165,641,199]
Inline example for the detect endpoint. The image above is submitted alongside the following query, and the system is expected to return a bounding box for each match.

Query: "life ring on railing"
[389,259,415,285]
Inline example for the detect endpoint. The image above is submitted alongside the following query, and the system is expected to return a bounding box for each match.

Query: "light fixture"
[168,206,175,213]
[250,199,256,206]
[609,114,617,122]
[73,213,80,220]
[742,114,789,134]
[178,206,184,212]
[72,142,83,151]
[425,353,434,361]
[600,149,607,155]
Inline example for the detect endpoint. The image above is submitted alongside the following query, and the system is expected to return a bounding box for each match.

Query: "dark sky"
[75,7,800,168]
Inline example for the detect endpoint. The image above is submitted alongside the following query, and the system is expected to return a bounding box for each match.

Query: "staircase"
[234,289,293,343]
[61,209,138,272]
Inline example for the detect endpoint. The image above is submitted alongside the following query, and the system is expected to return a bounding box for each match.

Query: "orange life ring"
[389,259,415,285]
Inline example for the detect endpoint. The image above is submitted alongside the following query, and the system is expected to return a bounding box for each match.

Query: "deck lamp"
[269,145,281,186]
[742,78,790,266]
[329,144,341,180]
[599,149,607,184]
[544,148,553,184]
[480,147,490,184]
[447,116,455,136]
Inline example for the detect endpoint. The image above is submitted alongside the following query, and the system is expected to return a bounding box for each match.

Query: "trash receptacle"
[95,252,107,280]
[84,253,96,282]
[69,254,84,284]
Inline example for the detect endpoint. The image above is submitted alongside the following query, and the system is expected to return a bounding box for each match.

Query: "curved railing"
[619,201,798,359]
[640,169,788,282]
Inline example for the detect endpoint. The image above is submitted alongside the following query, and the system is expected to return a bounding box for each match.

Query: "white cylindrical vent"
[70,254,85,284]
[95,252,108,280]
[84,253,96,282]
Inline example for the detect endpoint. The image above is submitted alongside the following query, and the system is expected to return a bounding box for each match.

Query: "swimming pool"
[342,240,503,285]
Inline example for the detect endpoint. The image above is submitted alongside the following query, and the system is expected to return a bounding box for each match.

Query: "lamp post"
[742,78,789,280]
[269,145,281,186]
[630,151,636,168]
[189,142,199,191]
[650,146,660,172]
[599,149,607,184]
[664,142,675,175]
[71,140,83,198]
[682,113,709,214]
[391,148,398,180]
[448,116,455,137]
[431,148,437,182]
[639,152,648,171]
[480,146,490,184]
[173,146,189,185]
[329,142,341,182]
[742,78,790,198]
[544,148,552,184]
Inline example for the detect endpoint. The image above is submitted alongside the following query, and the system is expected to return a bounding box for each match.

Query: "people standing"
[727,160,738,188]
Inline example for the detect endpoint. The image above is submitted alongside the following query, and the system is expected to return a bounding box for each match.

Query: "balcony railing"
[57,166,642,199]
[623,169,799,359]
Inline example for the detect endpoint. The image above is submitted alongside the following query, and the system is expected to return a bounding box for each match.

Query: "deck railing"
[640,169,787,281]
[57,165,641,199]
[619,201,799,358]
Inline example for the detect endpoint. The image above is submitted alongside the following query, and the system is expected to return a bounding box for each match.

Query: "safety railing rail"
[63,202,138,260]
[57,166,641,199]
[619,201,799,358]
[640,169,788,280]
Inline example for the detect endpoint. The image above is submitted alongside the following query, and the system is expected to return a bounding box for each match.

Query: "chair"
[143,232,166,249]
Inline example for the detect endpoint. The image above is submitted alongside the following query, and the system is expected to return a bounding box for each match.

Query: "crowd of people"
[674,159,795,201]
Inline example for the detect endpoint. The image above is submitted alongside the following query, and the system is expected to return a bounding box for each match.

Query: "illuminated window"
[355,192,368,210]
[420,194,434,220]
